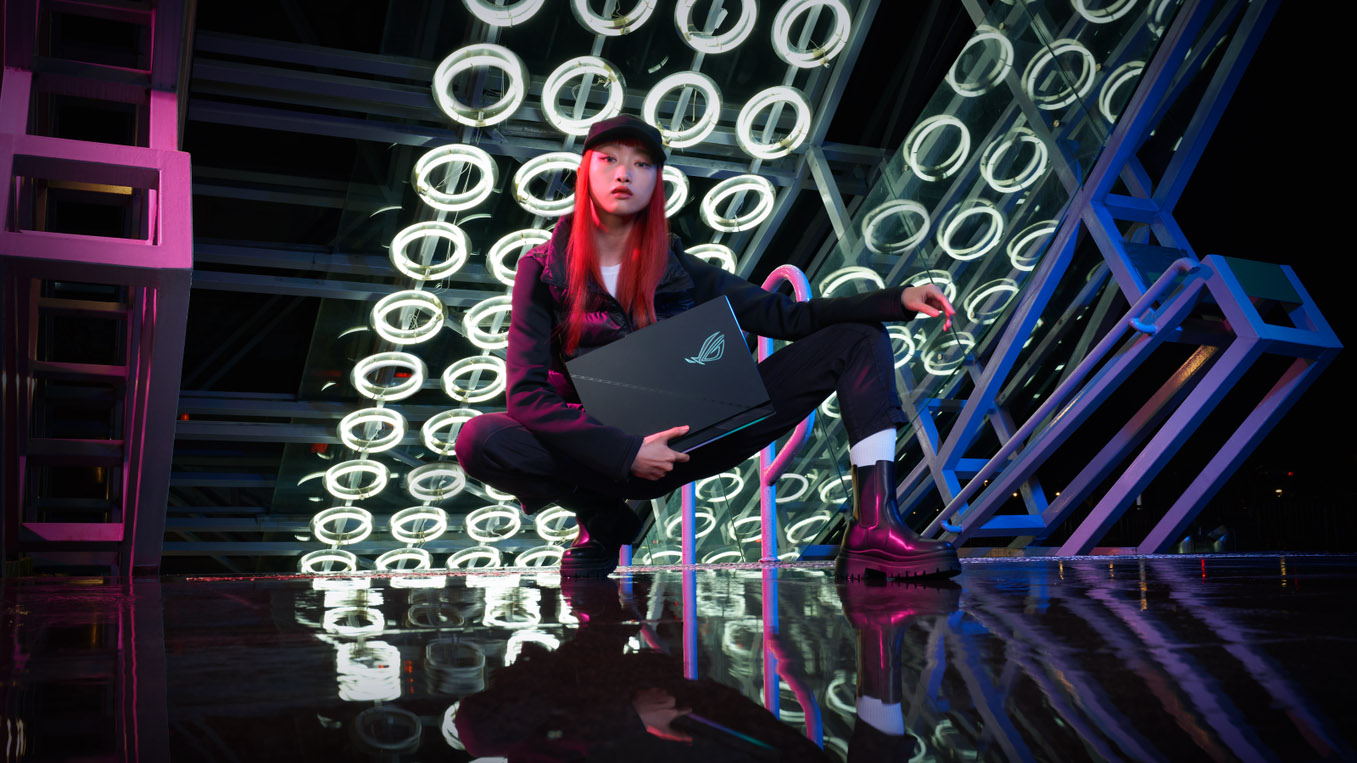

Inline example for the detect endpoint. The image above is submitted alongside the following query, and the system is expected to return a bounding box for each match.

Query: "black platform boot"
[835,460,961,579]
[559,497,642,578]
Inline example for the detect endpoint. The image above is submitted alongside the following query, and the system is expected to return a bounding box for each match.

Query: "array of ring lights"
[299,1,1162,572]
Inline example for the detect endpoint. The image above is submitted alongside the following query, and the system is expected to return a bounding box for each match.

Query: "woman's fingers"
[903,284,956,330]
[633,425,691,479]
[649,425,689,444]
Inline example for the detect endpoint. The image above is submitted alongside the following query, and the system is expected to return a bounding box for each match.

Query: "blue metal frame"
[847,0,1343,555]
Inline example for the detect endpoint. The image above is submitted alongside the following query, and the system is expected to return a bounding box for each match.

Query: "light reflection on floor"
[2,554,1353,760]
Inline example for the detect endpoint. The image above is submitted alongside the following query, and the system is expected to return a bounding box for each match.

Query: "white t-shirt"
[600,263,620,297]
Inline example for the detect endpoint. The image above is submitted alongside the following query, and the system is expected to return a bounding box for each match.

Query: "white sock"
[856,696,905,735]
[849,429,895,467]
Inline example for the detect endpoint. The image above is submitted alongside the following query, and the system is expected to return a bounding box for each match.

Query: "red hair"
[562,142,669,355]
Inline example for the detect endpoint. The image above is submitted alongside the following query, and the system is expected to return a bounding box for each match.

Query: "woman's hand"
[633,687,693,742]
[631,425,691,480]
[902,284,955,331]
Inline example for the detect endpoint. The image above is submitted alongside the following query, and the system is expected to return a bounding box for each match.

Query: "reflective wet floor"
[2,554,1353,761]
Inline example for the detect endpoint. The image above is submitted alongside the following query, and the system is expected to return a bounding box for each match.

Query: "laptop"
[566,295,775,452]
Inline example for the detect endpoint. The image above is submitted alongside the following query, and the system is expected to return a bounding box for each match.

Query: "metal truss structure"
[908,0,1341,554]
[0,0,1339,573]
[1,0,193,574]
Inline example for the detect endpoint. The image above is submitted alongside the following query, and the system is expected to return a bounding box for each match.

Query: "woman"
[457,115,960,579]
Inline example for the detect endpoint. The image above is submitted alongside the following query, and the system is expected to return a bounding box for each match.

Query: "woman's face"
[586,141,658,224]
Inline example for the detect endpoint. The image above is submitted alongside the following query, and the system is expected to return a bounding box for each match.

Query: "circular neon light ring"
[510,543,559,567]
[980,127,1049,193]
[339,407,406,453]
[1099,60,1145,123]
[412,144,497,212]
[463,0,546,26]
[687,243,736,273]
[665,509,716,540]
[376,547,433,571]
[775,473,811,503]
[505,631,561,665]
[904,115,971,181]
[963,278,1020,325]
[390,506,449,543]
[300,548,358,574]
[819,266,884,296]
[541,56,627,136]
[312,505,374,546]
[662,165,688,218]
[827,674,856,716]
[421,408,482,456]
[390,222,470,282]
[1007,220,1057,272]
[323,606,384,637]
[818,475,852,505]
[675,0,757,53]
[729,514,763,541]
[324,460,389,501]
[465,504,522,543]
[1148,0,1176,37]
[1023,39,1097,111]
[442,355,507,403]
[432,44,527,127]
[937,201,1004,261]
[722,620,760,656]
[352,352,426,401]
[923,331,976,375]
[643,72,722,149]
[700,174,775,233]
[887,324,919,368]
[736,86,811,160]
[946,26,1014,97]
[862,199,930,254]
[484,484,515,502]
[513,152,580,218]
[406,462,467,503]
[1072,0,1138,24]
[534,505,579,543]
[515,545,564,567]
[463,296,513,350]
[355,706,422,752]
[772,0,852,68]
[487,228,549,287]
[785,511,831,544]
[447,545,503,569]
[570,0,657,36]
[371,289,445,345]
[695,471,746,502]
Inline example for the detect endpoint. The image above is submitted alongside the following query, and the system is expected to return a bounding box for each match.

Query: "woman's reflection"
[454,576,831,761]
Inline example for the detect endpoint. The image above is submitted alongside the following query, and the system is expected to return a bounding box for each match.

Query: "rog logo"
[685,331,725,365]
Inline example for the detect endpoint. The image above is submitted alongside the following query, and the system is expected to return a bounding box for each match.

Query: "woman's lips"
[611,187,632,197]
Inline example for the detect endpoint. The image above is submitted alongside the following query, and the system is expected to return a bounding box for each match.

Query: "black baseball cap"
[583,114,667,165]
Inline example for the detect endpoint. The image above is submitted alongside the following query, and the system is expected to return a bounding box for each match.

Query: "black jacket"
[506,216,913,481]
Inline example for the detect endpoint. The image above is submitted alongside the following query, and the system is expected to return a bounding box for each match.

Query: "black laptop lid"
[566,296,772,452]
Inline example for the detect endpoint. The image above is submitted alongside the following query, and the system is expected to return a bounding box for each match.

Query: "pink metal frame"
[1,0,192,575]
